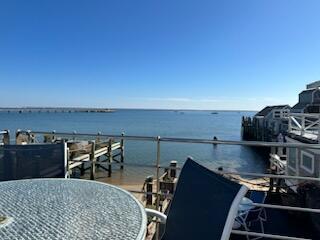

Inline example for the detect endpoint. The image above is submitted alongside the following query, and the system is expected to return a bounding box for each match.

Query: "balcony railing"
[288,113,320,141]
[2,129,320,240]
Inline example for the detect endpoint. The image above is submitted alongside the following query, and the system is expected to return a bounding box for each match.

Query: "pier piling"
[90,141,96,180]
[108,138,113,177]
[120,133,125,170]
[169,161,177,178]
[2,130,10,145]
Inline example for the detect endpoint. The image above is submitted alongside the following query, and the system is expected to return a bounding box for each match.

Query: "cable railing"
[4,129,320,240]
[15,129,320,148]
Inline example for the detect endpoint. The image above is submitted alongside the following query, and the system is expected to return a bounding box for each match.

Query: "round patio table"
[0,179,147,240]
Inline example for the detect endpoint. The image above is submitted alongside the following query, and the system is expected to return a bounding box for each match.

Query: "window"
[300,151,314,174]
[288,148,297,172]
[274,111,281,118]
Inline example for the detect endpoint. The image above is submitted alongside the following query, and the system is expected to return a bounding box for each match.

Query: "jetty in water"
[0,107,116,113]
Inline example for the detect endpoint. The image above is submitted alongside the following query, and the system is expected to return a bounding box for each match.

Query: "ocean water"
[0,110,268,181]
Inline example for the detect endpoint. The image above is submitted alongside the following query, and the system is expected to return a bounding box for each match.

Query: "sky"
[0,0,320,110]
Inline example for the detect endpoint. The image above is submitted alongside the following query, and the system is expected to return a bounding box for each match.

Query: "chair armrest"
[145,208,167,224]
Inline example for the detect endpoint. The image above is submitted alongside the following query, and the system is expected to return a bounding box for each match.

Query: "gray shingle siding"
[299,90,313,103]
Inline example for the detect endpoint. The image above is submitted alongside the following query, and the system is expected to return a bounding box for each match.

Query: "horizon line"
[0,106,258,112]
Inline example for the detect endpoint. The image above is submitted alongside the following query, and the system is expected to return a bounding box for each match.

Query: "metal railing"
[6,129,320,240]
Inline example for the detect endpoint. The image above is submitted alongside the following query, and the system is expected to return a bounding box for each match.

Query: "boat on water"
[211,112,218,114]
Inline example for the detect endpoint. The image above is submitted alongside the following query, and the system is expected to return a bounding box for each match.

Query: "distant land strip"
[0,107,257,112]
[0,107,116,113]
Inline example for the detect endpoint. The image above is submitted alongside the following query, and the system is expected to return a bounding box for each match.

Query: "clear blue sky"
[1,0,319,110]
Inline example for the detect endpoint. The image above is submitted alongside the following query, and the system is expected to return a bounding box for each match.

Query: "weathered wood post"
[15,129,21,144]
[107,138,113,177]
[169,160,177,178]
[27,130,35,143]
[120,132,125,170]
[90,140,96,180]
[52,130,56,143]
[96,132,101,169]
[80,161,85,175]
[3,130,10,145]
[146,177,153,206]
[65,141,70,178]
[44,130,56,143]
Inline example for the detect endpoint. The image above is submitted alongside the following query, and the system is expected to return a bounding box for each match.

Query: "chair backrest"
[0,143,66,181]
[246,191,267,222]
[250,191,266,204]
[163,158,247,240]
[246,207,263,222]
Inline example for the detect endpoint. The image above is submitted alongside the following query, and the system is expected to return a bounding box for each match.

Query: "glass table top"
[0,179,146,240]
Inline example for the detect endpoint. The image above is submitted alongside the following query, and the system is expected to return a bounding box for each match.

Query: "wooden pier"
[241,116,255,140]
[15,130,124,180]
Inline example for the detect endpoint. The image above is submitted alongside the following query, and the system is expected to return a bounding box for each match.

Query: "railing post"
[301,115,305,136]
[156,136,161,210]
[90,140,96,180]
[318,115,320,142]
[155,136,161,240]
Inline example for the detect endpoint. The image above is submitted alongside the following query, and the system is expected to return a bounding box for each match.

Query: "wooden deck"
[69,142,121,169]
[290,130,319,141]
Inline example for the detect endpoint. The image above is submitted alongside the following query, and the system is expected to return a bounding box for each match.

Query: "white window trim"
[287,148,298,173]
[300,151,314,174]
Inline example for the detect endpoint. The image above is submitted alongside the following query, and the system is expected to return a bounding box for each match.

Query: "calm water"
[0,110,268,180]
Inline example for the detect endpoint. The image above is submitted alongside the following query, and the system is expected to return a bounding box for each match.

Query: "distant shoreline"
[0,107,257,112]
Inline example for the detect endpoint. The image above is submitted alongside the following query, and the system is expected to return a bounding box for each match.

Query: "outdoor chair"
[146,157,248,240]
[249,191,267,221]
[0,143,67,181]
[236,191,267,240]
